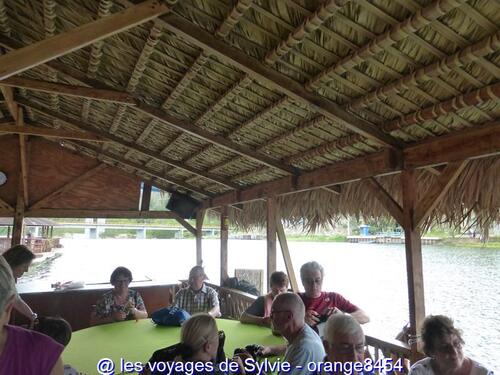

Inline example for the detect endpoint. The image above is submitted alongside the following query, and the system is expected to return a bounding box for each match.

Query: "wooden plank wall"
[0,138,140,210]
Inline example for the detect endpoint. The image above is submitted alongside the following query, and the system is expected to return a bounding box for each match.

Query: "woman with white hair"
[0,256,64,374]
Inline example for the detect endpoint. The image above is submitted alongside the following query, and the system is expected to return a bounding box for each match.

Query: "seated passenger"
[174,266,220,318]
[34,317,79,375]
[322,313,365,373]
[259,293,325,375]
[146,314,226,375]
[93,266,148,324]
[0,256,64,374]
[409,315,492,375]
[299,261,369,331]
[240,271,289,327]
[2,245,38,325]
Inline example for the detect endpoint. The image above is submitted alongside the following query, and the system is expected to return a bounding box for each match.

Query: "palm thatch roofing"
[0,0,499,231]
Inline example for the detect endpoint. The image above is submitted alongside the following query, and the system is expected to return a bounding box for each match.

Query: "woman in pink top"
[0,256,64,375]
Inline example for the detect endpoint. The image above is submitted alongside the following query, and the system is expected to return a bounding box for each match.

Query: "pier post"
[11,179,25,246]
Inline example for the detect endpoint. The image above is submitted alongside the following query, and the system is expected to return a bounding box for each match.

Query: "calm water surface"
[17,239,500,370]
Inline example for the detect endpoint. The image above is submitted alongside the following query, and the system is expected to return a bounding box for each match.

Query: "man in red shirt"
[298,261,369,331]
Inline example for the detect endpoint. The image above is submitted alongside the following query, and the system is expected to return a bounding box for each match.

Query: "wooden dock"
[347,235,441,245]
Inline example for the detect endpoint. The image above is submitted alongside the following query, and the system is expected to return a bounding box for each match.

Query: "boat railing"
[207,282,256,320]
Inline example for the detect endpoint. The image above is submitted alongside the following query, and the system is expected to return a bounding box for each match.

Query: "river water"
[17,238,499,369]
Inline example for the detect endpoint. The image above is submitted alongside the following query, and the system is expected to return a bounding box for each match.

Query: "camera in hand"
[233,344,262,360]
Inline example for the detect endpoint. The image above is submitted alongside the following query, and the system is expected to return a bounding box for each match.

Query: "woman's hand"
[305,310,320,326]
[112,310,127,321]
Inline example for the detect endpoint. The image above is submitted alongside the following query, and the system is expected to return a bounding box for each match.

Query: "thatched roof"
[0,0,498,230]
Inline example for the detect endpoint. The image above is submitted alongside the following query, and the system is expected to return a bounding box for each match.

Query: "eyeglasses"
[114,279,131,284]
[435,341,462,354]
[331,343,365,354]
[302,277,322,285]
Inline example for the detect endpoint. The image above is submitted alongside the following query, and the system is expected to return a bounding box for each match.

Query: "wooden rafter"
[0,123,109,142]
[30,164,108,209]
[306,0,462,91]
[154,12,403,149]
[1,77,136,105]
[348,31,500,112]
[109,22,163,142]
[216,0,254,38]
[363,177,404,227]
[0,85,17,120]
[171,212,197,236]
[413,161,469,228]
[67,140,213,197]
[136,104,298,174]
[43,0,60,111]
[384,82,500,133]
[0,0,170,80]
[25,209,183,219]
[0,197,14,212]
[17,98,238,190]
[204,120,500,208]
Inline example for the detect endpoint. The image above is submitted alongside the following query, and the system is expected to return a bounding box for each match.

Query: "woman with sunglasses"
[92,266,148,324]
[409,315,492,375]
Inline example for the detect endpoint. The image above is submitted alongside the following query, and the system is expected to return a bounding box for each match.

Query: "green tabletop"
[64,319,285,375]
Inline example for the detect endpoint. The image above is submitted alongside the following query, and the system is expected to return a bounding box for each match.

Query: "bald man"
[260,293,325,375]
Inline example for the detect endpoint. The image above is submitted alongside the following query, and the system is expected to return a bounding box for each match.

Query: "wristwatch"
[31,312,38,320]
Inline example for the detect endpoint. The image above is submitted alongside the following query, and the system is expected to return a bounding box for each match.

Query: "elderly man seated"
[299,261,369,332]
[174,266,220,318]
[322,313,366,373]
[259,293,325,375]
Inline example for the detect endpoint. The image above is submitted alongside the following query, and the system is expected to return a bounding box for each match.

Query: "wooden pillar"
[140,183,152,211]
[11,180,25,246]
[266,197,277,287]
[7,225,11,239]
[276,218,299,292]
[220,206,229,285]
[196,209,205,266]
[402,169,425,359]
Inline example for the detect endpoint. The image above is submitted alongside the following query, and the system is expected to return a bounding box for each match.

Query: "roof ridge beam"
[0,0,170,80]
[306,0,464,91]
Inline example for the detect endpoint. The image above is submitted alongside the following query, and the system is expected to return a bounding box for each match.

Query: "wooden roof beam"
[0,197,14,212]
[18,98,238,190]
[0,0,170,80]
[154,11,403,149]
[384,82,500,133]
[203,119,500,208]
[413,160,469,228]
[17,107,29,206]
[25,209,183,219]
[67,140,213,198]
[0,77,136,105]
[216,0,254,38]
[0,122,109,142]
[363,177,404,227]
[135,104,298,175]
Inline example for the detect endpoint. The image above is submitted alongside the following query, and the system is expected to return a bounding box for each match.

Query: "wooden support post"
[402,169,425,360]
[140,182,152,211]
[220,206,229,285]
[196,209,205,266]
[276,217,299,292]
[363,177,404,227]
[266,197,277,287]
[11,180,25,246]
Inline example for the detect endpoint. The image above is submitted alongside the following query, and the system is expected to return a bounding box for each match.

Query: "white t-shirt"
[409,357,493,375]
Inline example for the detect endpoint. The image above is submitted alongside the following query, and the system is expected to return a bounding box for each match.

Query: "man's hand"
[113,310,127,321]
[257,346,272,357]
[305,310,320,326]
